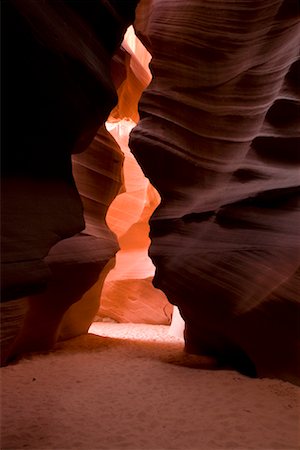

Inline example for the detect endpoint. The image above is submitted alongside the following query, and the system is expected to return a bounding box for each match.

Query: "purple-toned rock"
[130,0,300,383]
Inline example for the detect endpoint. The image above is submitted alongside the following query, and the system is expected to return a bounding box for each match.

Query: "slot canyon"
[1,1,300,449]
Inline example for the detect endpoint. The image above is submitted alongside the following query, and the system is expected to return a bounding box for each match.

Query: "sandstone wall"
[2,0,300,384]
[1,0,139,362]
[130,0,300,383]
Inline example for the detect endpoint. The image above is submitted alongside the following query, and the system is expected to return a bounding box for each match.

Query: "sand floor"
[1,323,300,450]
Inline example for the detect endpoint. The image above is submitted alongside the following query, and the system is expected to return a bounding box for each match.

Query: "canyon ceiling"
[1,0,300,384]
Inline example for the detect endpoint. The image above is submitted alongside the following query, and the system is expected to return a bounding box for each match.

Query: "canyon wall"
[96,28,172,324]
[1,0,139,361]
[130,0,300,383]
[99,120,172,325]
[1,0,300,384]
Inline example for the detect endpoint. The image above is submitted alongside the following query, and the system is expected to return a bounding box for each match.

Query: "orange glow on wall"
[97,28,173,324]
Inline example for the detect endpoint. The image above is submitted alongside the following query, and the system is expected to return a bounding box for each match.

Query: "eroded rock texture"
[99,121,172,324]
[110,26,152,123]
[97,29,171,324]
[1,0,138,361]
[131,0,300,382]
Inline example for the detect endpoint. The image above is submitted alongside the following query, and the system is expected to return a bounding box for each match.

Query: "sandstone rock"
[72,125,124,239]
[2,0,299,384]
[2,0,138,300]
[1,0,139,360]
[2,123,124,361]
[101,120,172,324]
[96,26,172,326]
[131,0,300,383]
[0,298,28,365]
[110,26,152,123]
[4,234,118,362]
[99,277,172,324]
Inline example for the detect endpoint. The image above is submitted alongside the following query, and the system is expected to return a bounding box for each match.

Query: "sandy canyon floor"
[1,323,299,450]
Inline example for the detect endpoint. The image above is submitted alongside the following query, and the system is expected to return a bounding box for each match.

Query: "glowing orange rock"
[96,27,172,325]
[110,26,152,123]
[99,120,172,324]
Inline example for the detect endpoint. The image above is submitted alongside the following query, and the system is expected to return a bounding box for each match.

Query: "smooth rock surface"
[99,28,172,325]
[2,0,138,300]
[130,0,300,383]
[101,120,172,324]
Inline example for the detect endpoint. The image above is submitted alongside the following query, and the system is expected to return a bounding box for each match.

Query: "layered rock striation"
[1,0,139,361]
[87,26,172,325]
[130,0,300,382]
[99,121,172,324]
[2,0,300,383]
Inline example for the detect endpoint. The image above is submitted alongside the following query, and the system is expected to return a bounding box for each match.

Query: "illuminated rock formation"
[94,28,172,325]
[110,26,152,123]
[130,0,300,382]
[99,120,172,324]
[1,0,299,385]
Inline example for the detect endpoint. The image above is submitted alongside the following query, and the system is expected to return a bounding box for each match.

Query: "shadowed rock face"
[1,0,139,361]
[1,0,138,301]
[1,0,300,383]
[130,0,300,382]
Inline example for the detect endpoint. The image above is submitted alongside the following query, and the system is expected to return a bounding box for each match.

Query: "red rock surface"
[110,26,152,123]
[99,120,172,324]
[96,29,172,325]
[2,0,300,384]
[130,0,300,383]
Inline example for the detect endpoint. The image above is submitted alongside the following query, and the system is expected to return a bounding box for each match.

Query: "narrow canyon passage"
[1,2,300,449]
[70,25,174,329]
